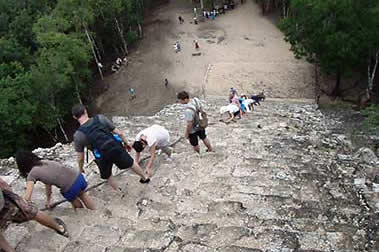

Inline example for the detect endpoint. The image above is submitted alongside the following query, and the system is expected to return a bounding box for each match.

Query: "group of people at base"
[0,91,212,252]
[220,88,265,123]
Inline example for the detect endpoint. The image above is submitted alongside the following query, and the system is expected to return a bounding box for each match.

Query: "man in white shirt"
[132,125,171,177]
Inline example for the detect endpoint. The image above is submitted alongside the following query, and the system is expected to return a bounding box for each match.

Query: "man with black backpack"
[72,104,150,192]
[177,91,213,153]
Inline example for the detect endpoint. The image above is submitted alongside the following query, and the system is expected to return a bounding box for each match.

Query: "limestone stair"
[4,96,378,252]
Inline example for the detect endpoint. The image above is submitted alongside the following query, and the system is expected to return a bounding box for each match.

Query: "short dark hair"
[72,104,86,118]
[177,91,189,100]
[132,141,145,153]
[16,150,43,178]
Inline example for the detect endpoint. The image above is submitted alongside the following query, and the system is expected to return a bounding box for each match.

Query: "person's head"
[72,103,87,120]
[132,139,148,153]
[177,91,190,104]
[16,150,43,178]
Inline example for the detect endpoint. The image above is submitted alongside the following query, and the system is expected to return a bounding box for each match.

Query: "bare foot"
[145,169,153,178]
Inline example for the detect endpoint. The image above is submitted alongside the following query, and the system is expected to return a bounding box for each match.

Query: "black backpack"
[78,115,120,158]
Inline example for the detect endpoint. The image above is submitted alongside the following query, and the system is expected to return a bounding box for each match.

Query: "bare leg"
[33,212,63,233]
[0,232,15,252]
[193,145,200,153]
[79,191,96,210]
[130,161,149,180]
[202,137,213,152]
[70,198,84,209]
[161,146,172,158]
[107,175,122,192]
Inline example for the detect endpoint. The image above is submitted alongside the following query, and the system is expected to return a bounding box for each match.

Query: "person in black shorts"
[72,104,150,192]
[177,91,213,153]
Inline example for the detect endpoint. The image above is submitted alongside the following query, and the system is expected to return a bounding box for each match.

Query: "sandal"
[54,217,69,238]
[139,178,151,184]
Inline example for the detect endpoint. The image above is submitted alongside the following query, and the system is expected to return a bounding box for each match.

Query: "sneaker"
[167,157,173,162]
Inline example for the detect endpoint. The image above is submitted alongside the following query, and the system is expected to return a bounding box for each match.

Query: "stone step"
[2,95,377,252]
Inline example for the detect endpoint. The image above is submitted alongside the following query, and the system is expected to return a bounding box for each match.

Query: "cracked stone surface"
[1,96,379,251]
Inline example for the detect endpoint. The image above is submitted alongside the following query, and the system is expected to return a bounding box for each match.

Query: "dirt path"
[95,0,314,116]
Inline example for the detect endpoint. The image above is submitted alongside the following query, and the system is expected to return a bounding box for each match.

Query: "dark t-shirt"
[73,114,115,152]
[27,160,79,193]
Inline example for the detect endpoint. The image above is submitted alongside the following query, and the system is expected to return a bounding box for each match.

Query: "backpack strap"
[193,98,203,112]
[186,105,199,126]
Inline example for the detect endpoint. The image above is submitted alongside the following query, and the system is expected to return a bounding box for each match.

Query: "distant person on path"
[178,16,184,24]
[132,125,172,177]
[177,91,213,153]
[174,41,181,53]
[16,150,95,211]
[72,104,150,192]
[129,87,136,100]
[193,40,200,50]
[0,177,69,252]
[164,78,169,88]
[123,56,128,66]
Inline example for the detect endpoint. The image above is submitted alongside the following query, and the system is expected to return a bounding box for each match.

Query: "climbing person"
[72,104,150,192]
[219,104,240,123]
[238,94,247,115]
[229,88,242,118]
[15,150,95,211]
[177,91,213,153]
[0,178,69,252]
[164,78,169,88]
[132,125,172,177]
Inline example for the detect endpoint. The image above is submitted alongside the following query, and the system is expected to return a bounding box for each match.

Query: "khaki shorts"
[0,190,38,230]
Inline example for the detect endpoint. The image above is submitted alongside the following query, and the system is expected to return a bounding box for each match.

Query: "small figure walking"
[193,40,200,50]
[193,16,198,25]
[129,87,136,100]
[174,41,181,53]
[164,78,169,88]
[178,16,184,24]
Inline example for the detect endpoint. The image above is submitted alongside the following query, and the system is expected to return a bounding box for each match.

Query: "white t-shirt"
[243,99,254,112]
[136,125,169,148]
[220,104,239,114]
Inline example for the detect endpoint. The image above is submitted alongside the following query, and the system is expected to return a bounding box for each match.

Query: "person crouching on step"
[16,150,95,211]
[132,125,172,178]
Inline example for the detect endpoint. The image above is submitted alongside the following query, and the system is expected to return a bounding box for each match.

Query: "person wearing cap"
[132,125,172,178]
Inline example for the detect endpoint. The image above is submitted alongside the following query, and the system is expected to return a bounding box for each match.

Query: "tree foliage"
[280,0,379,96]
[0,0,148,157]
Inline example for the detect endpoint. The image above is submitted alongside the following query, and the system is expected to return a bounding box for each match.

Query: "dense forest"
[257,0,379,130]
[0,0,153,157]
[1,0,378,157]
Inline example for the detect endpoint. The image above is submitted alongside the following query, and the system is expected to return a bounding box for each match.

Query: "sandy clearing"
[95,0,314,116]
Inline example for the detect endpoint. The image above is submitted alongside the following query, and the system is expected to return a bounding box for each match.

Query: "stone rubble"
[1,95,379,252]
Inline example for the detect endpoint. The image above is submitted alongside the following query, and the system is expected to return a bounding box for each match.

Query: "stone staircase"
[3,96,379,252]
